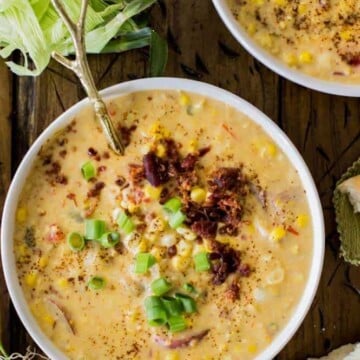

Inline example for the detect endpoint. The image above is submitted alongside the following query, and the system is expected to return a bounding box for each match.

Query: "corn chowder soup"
[14,90,312,360]
[228,0,360,83]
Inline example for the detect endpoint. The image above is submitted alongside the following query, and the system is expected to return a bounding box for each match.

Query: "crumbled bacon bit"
[98,165,107,173]
[129,164,145,185]
[87,181,105,197]
[218,224,238,236]
[59,150,67,158]
[238,263,251,277]
[225,281,240,302]
[198,146,211,157]
[209,240,241,285]
[45,161,61,175]
[88,147,98,157]
[191,220,218,239]
[143,152,168,186]
[167,245,177,257]
[180,153,198,171]
[119,124,137,147]
[66,193,77,206]
[55,175,68,185]
[103,151,110,159]
[115,176,126,187]
[287,226,299,236]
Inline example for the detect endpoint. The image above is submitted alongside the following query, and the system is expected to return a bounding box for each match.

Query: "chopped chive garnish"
[88,276,105,290]
[193,252,211,272]
[161,296,183,316]
[135,253,156,274]
[151,277,172,296]
[168,210,186,229]
[116,211,135,235]
[163,197,182,213]
[175,293,197,313]
[183,283,196,293]
[146,306,168,326]
[168,315,187,333]
[100,232,120,248]
[85,219,106,240]
[81,161,96,181]
[67,232,85,252]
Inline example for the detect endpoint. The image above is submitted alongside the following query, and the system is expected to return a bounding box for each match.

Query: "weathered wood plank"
[0,60,12,352]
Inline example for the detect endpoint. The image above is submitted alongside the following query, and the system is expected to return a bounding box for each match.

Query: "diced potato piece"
[177,240,193,257]
[148,217,166,233]
[176,226,197,241]
[159,233,177,247]
[266,267,285,285]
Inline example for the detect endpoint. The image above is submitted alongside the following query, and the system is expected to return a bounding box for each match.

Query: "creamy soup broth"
[14,90,312,360]
[228,0,360,83]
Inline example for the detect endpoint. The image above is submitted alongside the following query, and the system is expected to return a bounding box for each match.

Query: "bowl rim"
[1,77,324,360]
[212,0,360,97]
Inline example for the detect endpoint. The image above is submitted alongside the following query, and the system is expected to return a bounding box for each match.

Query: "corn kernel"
[269,226,286,242]
[248,344,258,354]
[247,23,257,35]
[177,240,193,257]
[149,121,170,139]
[340,30,352,41]
[179,92,191,106]
[16,207,27,223]
[42,314,55,326]
[17,244,27,257]
[258,34,273,48]
[144,184,163,200]
[57,278,68,289]
[25,273,37,287]
[171,255,190,271]
[296,214,309,228]
[189,139,198,153]
[298,3,307,15]
[165,352,180,360]
[252,0,264,5]
[284,53,297,67]
[137,240,148,253]
[299,51,313,64]
[129,308,140,323]
[156,144,166,158]
[38,256,48,268]
[190,187,207,203]
[274,0,286,5]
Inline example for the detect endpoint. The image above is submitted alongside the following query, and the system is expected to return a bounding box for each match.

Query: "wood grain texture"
[0,0,359,358]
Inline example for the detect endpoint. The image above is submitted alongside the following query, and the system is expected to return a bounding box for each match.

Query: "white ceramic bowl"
[1,78,324,360]
[213,0,360,97]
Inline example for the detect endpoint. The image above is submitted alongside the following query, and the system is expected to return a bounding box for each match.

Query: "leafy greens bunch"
[0,0,167,77]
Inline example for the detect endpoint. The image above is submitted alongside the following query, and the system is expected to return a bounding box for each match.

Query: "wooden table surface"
[0,1,359,359]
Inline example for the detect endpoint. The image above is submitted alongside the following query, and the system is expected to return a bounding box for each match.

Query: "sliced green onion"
[193,252,211,272]
[85,219,106,240]
[88,276,105,290]
[67,232,85,252]
[183,283,196,294]
[135,252,156,274]
[81,161,96,181]
[144,295,168,326]
[168,210,186,229]
[146,306,168,326]
[168,315,187,333]
[161,296,183,316]
[163,197,182,213]
[100,232,120,248]
[151,277,172,296]
[116,210,135,234]
[175,293,197,313]
[144,296,162,309]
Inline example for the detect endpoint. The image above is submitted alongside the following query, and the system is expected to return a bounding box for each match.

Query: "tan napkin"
[308,343,360,360]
